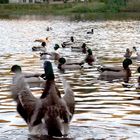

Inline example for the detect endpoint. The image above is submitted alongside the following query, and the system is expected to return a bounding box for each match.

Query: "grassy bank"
[0,1,140,20]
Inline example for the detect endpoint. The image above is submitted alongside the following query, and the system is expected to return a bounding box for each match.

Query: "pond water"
[0,17,140,140]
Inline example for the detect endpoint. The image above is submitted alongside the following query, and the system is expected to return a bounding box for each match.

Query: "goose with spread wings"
[10,61,75,137]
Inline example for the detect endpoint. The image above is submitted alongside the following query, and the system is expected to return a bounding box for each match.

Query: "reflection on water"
[0,18,140,140]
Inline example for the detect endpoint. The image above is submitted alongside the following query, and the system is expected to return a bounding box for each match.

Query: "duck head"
[122,58,132,69]
[58,58,66,70]
[44,61,55,80]
[54,44,60,50]
[11,65,22,73]
[133,46,137,52]
[59,57,66,65]
[81,43,87,54]
[41,42,46,47]
[87,48,92,55]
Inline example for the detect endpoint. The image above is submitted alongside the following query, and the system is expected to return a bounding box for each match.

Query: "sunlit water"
[0,17,140,140]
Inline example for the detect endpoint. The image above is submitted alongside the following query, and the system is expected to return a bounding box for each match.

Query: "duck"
[10,65,45,89]
[40,44,61,60]
[132,46,140,61]
[57,57,84,71]
[84,48,95,65]
[98,58,132,82]
[87,29,94,34]
[46,27,52,31]
[10,61,75,137]
[61,36,74,48]
[71,43,87,54]
[32,42,47,52]
[124,48,132,58]
[34,37,49,43]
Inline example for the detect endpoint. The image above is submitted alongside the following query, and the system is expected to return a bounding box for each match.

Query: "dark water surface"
[0,17,140,140]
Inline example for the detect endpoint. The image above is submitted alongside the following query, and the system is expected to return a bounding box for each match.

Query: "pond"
[0,17,140,140]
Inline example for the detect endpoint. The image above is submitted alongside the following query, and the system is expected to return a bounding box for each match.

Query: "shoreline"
[0,2,140,21]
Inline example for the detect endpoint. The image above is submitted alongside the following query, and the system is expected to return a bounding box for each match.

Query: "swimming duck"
[87,29,94,34]
[84,48,95,65]
[61,36,74,48]
[98,58,132,82]
[46,27,52,31]
[11,61,75,137]
[132,46,140,61]
[124,48,132,58]
[32,42,47,52]
[71,43,87,54]
[34,37,49,43]
[10,65,45,89]
[57,57,84,71]
[40,44,61,60]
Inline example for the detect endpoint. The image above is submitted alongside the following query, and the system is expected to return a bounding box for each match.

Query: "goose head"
[43,61,55,80]
[11,65,22,74]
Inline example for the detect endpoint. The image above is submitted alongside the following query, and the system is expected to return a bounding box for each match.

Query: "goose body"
[10,61,75,137]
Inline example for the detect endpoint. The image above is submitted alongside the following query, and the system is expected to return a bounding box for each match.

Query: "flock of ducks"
[10,27,140,138]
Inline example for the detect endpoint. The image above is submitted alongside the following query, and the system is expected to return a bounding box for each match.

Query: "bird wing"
[61,77,75,116]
